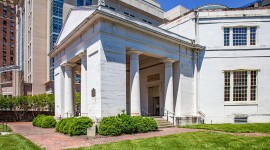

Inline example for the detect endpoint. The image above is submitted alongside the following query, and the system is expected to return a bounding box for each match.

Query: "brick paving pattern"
[8,122,199,150]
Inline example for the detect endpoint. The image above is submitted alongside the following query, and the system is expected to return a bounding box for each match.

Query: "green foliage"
[75,93,81,106]
[68,131,270,150]
[117,114,136,134]
[99,114,158,136]
[98,116,123,136]
[0,134,41,150]
[0,94,55,112]
[69,117,94,136]
[32,115,56,128]
[56,117,93,136]
[181,123,270,133]
[136,117,158,133]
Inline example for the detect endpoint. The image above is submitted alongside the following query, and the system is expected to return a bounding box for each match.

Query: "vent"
[234,117,248,124]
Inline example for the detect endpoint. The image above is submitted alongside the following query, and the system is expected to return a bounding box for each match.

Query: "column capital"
[161,58,176,64]
[78,52,87,58]
[61,63,76,67]
[127,50,143,55]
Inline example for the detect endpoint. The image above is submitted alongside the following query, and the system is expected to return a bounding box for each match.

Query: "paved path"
[8,122,199,150]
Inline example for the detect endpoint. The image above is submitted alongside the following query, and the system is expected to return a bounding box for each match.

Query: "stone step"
[155,120,169,123]
[154,117,174,128]
[158,125,175,128]
[157,122,173,126]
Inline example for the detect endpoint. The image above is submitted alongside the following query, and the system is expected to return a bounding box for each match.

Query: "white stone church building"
[49,0,270,125]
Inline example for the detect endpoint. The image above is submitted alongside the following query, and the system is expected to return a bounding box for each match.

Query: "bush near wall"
[98,114,158,136]
[56,117,94,136]
[32,115,57,128]
[98,116,123,136]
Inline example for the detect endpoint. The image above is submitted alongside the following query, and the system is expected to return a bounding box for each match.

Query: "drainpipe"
[194,10,199,44]
[194,10,201,123]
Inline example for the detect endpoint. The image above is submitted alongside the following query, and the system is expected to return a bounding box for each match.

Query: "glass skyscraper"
[49,0,92,80]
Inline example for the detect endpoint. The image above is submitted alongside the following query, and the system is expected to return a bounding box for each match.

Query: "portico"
[49,6,203,123]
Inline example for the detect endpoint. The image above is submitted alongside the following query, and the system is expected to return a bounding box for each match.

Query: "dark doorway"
[148,86,160,116]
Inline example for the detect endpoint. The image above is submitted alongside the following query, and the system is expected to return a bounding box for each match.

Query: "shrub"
[32,115,56,128]
[131,116,158,133]
[41,116,57,128]
[118,114,136,134]
[32,114,44,127]
[98,116,123,136]
[98,114,158,136]
[69,117,94,136]
[56,117,93,136]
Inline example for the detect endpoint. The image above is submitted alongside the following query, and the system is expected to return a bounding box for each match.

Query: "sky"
[157,0,257,11]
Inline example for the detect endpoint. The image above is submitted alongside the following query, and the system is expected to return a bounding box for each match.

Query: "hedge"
[32,115,56,128]
[56,117,93,136]
[98,114,158,136]
[98,116,123,136]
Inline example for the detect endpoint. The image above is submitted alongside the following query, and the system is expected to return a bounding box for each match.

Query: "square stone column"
[79,53,88,116]
[163,59,175,116]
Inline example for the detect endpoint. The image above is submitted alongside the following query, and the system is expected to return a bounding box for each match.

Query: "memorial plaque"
[147,74,160,82]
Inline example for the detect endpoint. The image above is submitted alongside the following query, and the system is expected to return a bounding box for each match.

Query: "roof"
[163,4,270,25]
[51,6,204,57]
[240,0,263,8]
[197,4,228,10]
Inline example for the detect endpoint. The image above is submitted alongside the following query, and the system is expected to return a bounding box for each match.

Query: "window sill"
[224,102,258,106]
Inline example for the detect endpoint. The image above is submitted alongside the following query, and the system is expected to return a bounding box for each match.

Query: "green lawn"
[70,131,270,150]
[0,124,12,132]
[0,134,41,150]
[181,123,270,133]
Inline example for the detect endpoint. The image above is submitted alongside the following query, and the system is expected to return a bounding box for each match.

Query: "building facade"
[50,0,203,123]
[51,1,270,125]
[0,0,16,96]
[162,4,270,124]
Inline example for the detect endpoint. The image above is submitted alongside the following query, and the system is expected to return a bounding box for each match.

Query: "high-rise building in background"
[0,0,16,96]
[15,0,92,95]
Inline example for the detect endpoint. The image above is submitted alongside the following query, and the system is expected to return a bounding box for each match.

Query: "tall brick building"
[0,0,16,96]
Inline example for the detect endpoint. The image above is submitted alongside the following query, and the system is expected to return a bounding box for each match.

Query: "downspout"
[194,10,200,123]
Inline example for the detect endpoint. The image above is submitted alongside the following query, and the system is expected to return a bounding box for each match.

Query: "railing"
[141,108,151,117]
[198,110,206,118]
[197,111,206,124]
[161,108,175,125]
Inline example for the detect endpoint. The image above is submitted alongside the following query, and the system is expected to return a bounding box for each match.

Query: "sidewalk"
[8,122,199,150]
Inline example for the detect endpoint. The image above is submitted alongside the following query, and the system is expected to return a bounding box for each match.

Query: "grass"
[70,131,270,150]
[181,123,270,133]
[0,134,41,150]
[0,124,12,132]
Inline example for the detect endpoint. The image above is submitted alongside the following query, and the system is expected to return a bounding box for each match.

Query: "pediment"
[56,7,97,46]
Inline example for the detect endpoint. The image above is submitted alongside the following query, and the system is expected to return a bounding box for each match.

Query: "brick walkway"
[8,122,199,150]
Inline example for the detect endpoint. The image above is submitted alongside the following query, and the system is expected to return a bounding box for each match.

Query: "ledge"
[224,103,258,106]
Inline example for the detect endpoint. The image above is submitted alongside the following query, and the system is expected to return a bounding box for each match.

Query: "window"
[233,71,248,101]
[224,70,258,102]
[233,27,247,46]
[77,0,84,6]
[224,28,230,46]
[224,27,257,46]
[224,72,230,101]
[250,71,257,101]
[86,0,92,5]
[250,27,257,45]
